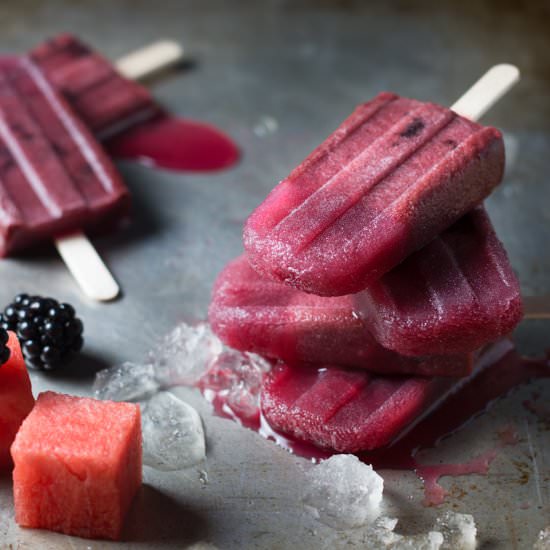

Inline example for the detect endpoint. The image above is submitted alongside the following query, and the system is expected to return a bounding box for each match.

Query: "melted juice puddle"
[199,342,550,506]
[105,114,240,172]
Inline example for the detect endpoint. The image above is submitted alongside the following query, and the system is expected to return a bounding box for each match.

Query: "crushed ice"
[534,527,550,550]
[436,511,477,550]
[303,454,384,529]
[198,349,271,421]
[93,322,226,402]
[152,322,223,387]
[304,454,477,550]
[92,322,271,470]
[142,391,206,471]
[93,361,159,402]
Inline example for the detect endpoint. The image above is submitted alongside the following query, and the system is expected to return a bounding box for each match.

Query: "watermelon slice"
[11,391,142,540]
[0,332,34,470]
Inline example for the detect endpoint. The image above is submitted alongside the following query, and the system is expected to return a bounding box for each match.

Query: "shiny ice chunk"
[435,511,477,550]
[199,349,271,421]
[153,322,224,387]
[534,527,550,550]
[93,362,159,402]
[303,454,383,529]
[142,391,206,471]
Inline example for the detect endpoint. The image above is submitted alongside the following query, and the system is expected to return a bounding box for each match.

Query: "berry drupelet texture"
[0,327,10,365]
[0,294,84,371]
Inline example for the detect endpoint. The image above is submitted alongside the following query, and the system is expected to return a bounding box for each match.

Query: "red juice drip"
[105,114,240,172]
[198,342,550,505]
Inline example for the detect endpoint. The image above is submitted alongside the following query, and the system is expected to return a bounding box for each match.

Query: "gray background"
[0,1,549,548]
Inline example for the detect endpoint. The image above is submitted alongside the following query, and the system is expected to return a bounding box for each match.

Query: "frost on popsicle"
[141,391,206,471]
[302,454,384,529]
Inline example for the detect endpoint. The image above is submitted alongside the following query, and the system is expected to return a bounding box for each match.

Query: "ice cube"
[435,511,477,550]
[93,362,159,402]
[199,349,271,420]
[303,454,384,529]
[153,322,224,387]
[534,527,550,550]
[142,391,206,471]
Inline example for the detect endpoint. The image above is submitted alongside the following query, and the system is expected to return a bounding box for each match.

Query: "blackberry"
[0,327,9,366]
[0,294,84,371]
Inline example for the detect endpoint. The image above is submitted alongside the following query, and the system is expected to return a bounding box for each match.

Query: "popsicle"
[0,58,130,256]
[0,38,183,300]
[356,207,523,356]
[260,340,513,452]
[209,255,475,377]
[28,34,179,138]
[243,65,519,296]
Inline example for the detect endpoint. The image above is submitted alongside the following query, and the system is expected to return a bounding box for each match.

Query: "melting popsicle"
[0,37,184,300]
[0,58,130,257]
[27,34,240,172]
[356,207,523,356]
[243,66,519,296]
[260,340,513,453]
[209,255,475,377]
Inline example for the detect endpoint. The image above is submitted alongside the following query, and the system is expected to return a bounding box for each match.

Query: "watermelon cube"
[11,391,142,540]
[0,332,34,470]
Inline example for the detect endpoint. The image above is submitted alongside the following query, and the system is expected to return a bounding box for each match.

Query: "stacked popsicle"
[209,66,523,452]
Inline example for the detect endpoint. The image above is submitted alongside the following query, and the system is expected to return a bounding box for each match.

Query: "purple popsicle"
[243,93,504,296]
[260,341,510,452]
[0,57,129,256]
[356,207,523,356]
[209,255,475,377]
[28,34,158,138]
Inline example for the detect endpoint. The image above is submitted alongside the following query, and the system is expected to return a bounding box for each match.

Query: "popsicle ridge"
[358,208,522,356]
[0,58,130,256]
[244,93,505,295]
[261,362,449,451]
[209,255,475,376]
[268,103,455,253]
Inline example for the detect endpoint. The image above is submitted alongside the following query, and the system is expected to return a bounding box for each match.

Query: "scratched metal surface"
[0,1,549,548]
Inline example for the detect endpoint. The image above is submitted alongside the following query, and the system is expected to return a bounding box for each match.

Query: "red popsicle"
[260,341,511,452]
[0,58,130,257]
[29,33,160,138]
[244,66,519,296]
[209,255,474,377]
[356,207,523,356]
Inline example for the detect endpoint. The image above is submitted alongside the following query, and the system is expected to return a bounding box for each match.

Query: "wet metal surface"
[0,1,549,548]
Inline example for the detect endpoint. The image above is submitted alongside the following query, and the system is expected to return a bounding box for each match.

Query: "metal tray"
[0,1,549,548]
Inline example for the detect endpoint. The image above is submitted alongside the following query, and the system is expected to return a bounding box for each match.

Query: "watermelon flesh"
[11,391,142,540]
[0,332,34,470]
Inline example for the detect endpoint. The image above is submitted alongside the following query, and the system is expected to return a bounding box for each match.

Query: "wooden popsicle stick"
[115,40,184,80]
[54,40,185,301]
[451,64,520,121]
[55,232,119,301]
[523,296,550,320]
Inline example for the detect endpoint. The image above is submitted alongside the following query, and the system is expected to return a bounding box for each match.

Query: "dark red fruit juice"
[198,340,550,505]
[105,114,240,172]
